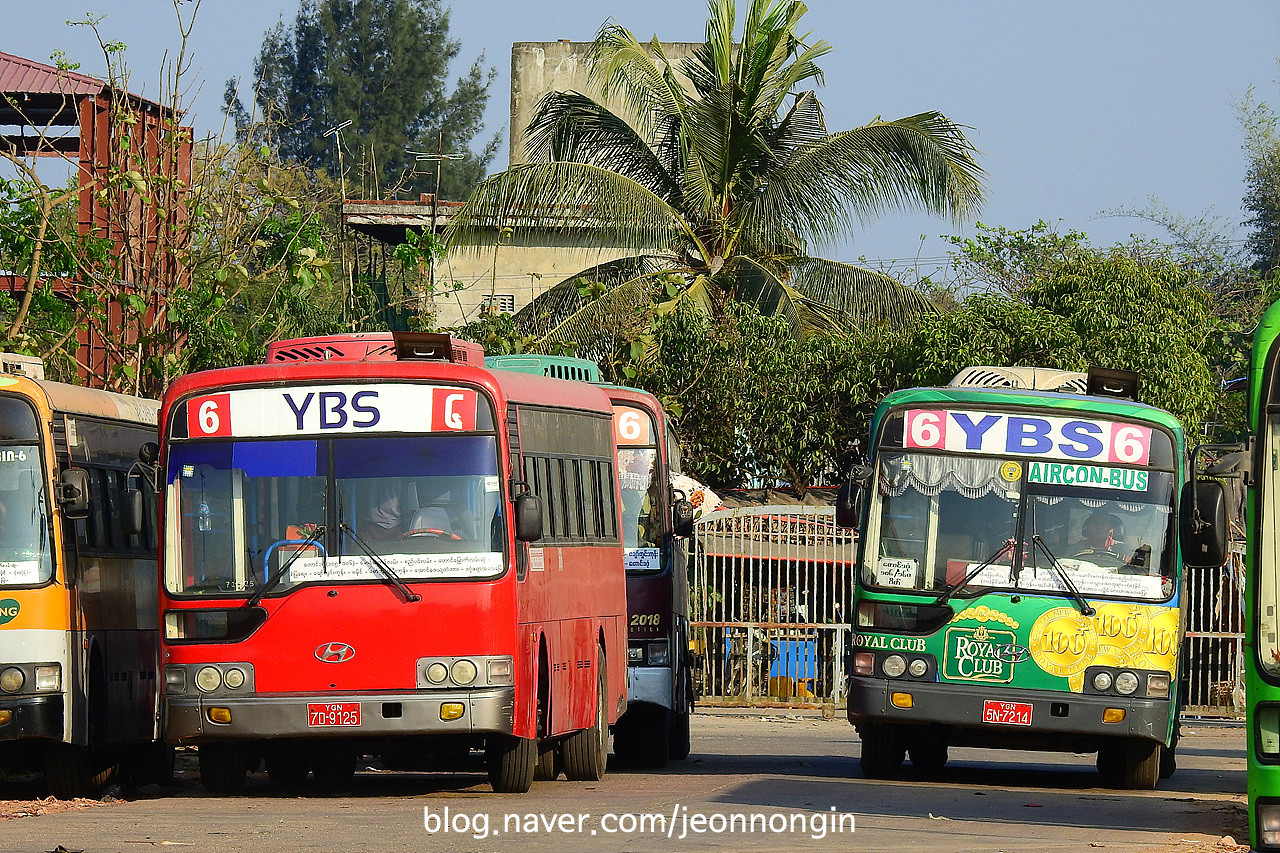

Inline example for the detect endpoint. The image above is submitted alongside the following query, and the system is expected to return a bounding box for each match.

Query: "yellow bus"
[0,358,162,797]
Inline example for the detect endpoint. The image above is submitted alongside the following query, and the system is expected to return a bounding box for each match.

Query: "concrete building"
[344,40,695,330]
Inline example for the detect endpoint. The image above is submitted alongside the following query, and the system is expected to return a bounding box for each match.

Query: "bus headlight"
[1092,671,1114,692]
[1145,673,1170,699]
[34,665,60,692]
[223,668,246,689]
[646,641,670,666]
[487,658,513,685]
[1114,671,1139,696]
[0,668,24,693]
[194,666,222,693]
[425,662,449,684]
[1259,803,1280,847]
[165,666,187,694]
[908,658,929,678]
[882,655,907,678]
[450,659,478,686]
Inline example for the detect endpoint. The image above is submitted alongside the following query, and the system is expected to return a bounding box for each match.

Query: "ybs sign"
[183,384,479,438]
[904,409,1151,466]
[943,626,1023,683]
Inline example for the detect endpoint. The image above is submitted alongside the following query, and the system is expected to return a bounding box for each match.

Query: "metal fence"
[689,505,1246,718]
[690,506,855,707]
[1181,543,1246,718]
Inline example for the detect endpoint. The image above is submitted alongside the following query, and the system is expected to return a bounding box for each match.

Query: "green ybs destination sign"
[1026,461,1148,492]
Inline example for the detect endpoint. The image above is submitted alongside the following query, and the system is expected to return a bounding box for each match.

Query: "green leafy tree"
[446,0,984,350]
[248,0,498,199]
[1241,82,1280,275]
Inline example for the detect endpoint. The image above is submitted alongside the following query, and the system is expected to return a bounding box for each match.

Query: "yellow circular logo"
[1029,607,1098,677]
[999,461,1022,482]
[1091,602,1151,657]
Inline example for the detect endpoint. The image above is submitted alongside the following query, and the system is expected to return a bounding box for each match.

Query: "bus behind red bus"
[158,333,627,793]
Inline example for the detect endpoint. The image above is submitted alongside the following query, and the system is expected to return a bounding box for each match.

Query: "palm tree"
[445,0,985,349]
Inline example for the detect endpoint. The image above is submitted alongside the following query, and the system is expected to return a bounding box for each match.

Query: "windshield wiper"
[244,525,326,609]
[933,539,1017,607]
[339,522,422,604]
[1030,535,1095,616]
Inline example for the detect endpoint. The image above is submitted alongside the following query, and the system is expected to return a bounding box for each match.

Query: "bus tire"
[1159,744,1176,779]
[669,709,691,761]
[613,705,670,769]
[534,740,561,781]
[44,742,116,799]
[198,743,248,794]
[859,723,905,780]
[1122,738,1161,790]
[487,734,536,793]
[1096,743,1124,781]
[562,648,608,782]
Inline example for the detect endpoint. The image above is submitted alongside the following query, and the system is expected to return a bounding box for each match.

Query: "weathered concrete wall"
[510,40,698,166]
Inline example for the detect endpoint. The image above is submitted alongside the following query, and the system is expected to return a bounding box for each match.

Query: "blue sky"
[5,0,1278,276]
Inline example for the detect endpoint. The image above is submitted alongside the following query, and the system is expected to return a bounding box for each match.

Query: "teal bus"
[837,366,1188,789]
[484,355,695,767]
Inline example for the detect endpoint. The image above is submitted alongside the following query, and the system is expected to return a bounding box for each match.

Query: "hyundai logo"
[315,642,356,663]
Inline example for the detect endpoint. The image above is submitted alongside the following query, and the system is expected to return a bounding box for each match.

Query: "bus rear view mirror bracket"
[514,491,543,542]
[57,468,90,520]
[836,464,872,529]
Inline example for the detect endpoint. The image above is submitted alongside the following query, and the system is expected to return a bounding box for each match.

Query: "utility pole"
[323,120,353,322]
[410,132,463,313]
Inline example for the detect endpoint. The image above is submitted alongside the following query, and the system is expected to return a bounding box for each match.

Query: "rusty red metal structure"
[0,50,192,389]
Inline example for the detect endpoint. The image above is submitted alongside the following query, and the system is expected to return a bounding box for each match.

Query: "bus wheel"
[44,743,116,799]
[487,734,536,793]
[1159,744,1176,779]
[859,723,905,780]
[562,648,609,782]
[265,743,310,787]
[1096,743,1124,781]
[198,744,248,794]
[908,742,948,773]
[534,740,561,781]
[1122,738,1161,790]
[311,749,357,789]
[614,705,670,769]
[669,710,691,761]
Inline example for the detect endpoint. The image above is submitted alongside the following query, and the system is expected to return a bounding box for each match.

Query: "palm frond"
[512,255,668,337]
[786,256,939,328]
[743,111,986,246]
[589,26,686,137]
[536,272,666,352]
[443,162,684,255]
[523,91,681,202]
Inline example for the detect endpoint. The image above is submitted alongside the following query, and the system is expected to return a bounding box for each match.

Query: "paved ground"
[0,711,1249,853]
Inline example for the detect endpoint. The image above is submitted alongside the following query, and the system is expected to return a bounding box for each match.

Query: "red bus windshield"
[164,433,504,596]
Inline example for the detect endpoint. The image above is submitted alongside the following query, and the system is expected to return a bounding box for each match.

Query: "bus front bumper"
[846,676,1172,744]
[627,665,674,710]
[164,687,515,743]
[0,694,63,741]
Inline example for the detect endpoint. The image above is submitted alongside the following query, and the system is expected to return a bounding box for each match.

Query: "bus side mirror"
[672,498,694,538]
[121,488,144,536]
[835,481,862,529]
[138,441,159,467]
[57,468,90,520]
[1180,479,1228,568]
[514,493,543,542]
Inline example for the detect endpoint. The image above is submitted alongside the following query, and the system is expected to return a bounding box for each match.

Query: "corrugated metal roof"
[0,50,103,96]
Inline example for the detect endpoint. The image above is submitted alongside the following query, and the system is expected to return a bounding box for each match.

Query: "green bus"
[837,367,1188,789]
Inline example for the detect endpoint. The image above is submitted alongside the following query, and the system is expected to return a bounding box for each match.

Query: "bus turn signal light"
[440,703,465,721]
[891,692,913,709]
[1103,708,1126,724]
[0,710,10,725]
[207,707,232,724]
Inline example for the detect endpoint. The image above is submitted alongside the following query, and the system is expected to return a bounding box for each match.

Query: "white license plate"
[308,702,361,727]
[982,699,1032,726]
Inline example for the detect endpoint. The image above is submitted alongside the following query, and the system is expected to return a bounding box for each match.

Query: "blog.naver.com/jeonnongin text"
[424,804,856,841]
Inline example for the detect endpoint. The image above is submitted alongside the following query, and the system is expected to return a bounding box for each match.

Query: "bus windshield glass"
[619,446,660,569]
[0,445,52,586]
[165,434,504,596]
[865,451,1176,603]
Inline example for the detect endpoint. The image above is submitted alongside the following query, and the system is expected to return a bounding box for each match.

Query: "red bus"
[485,356,695,767]
[157,333,628,793]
